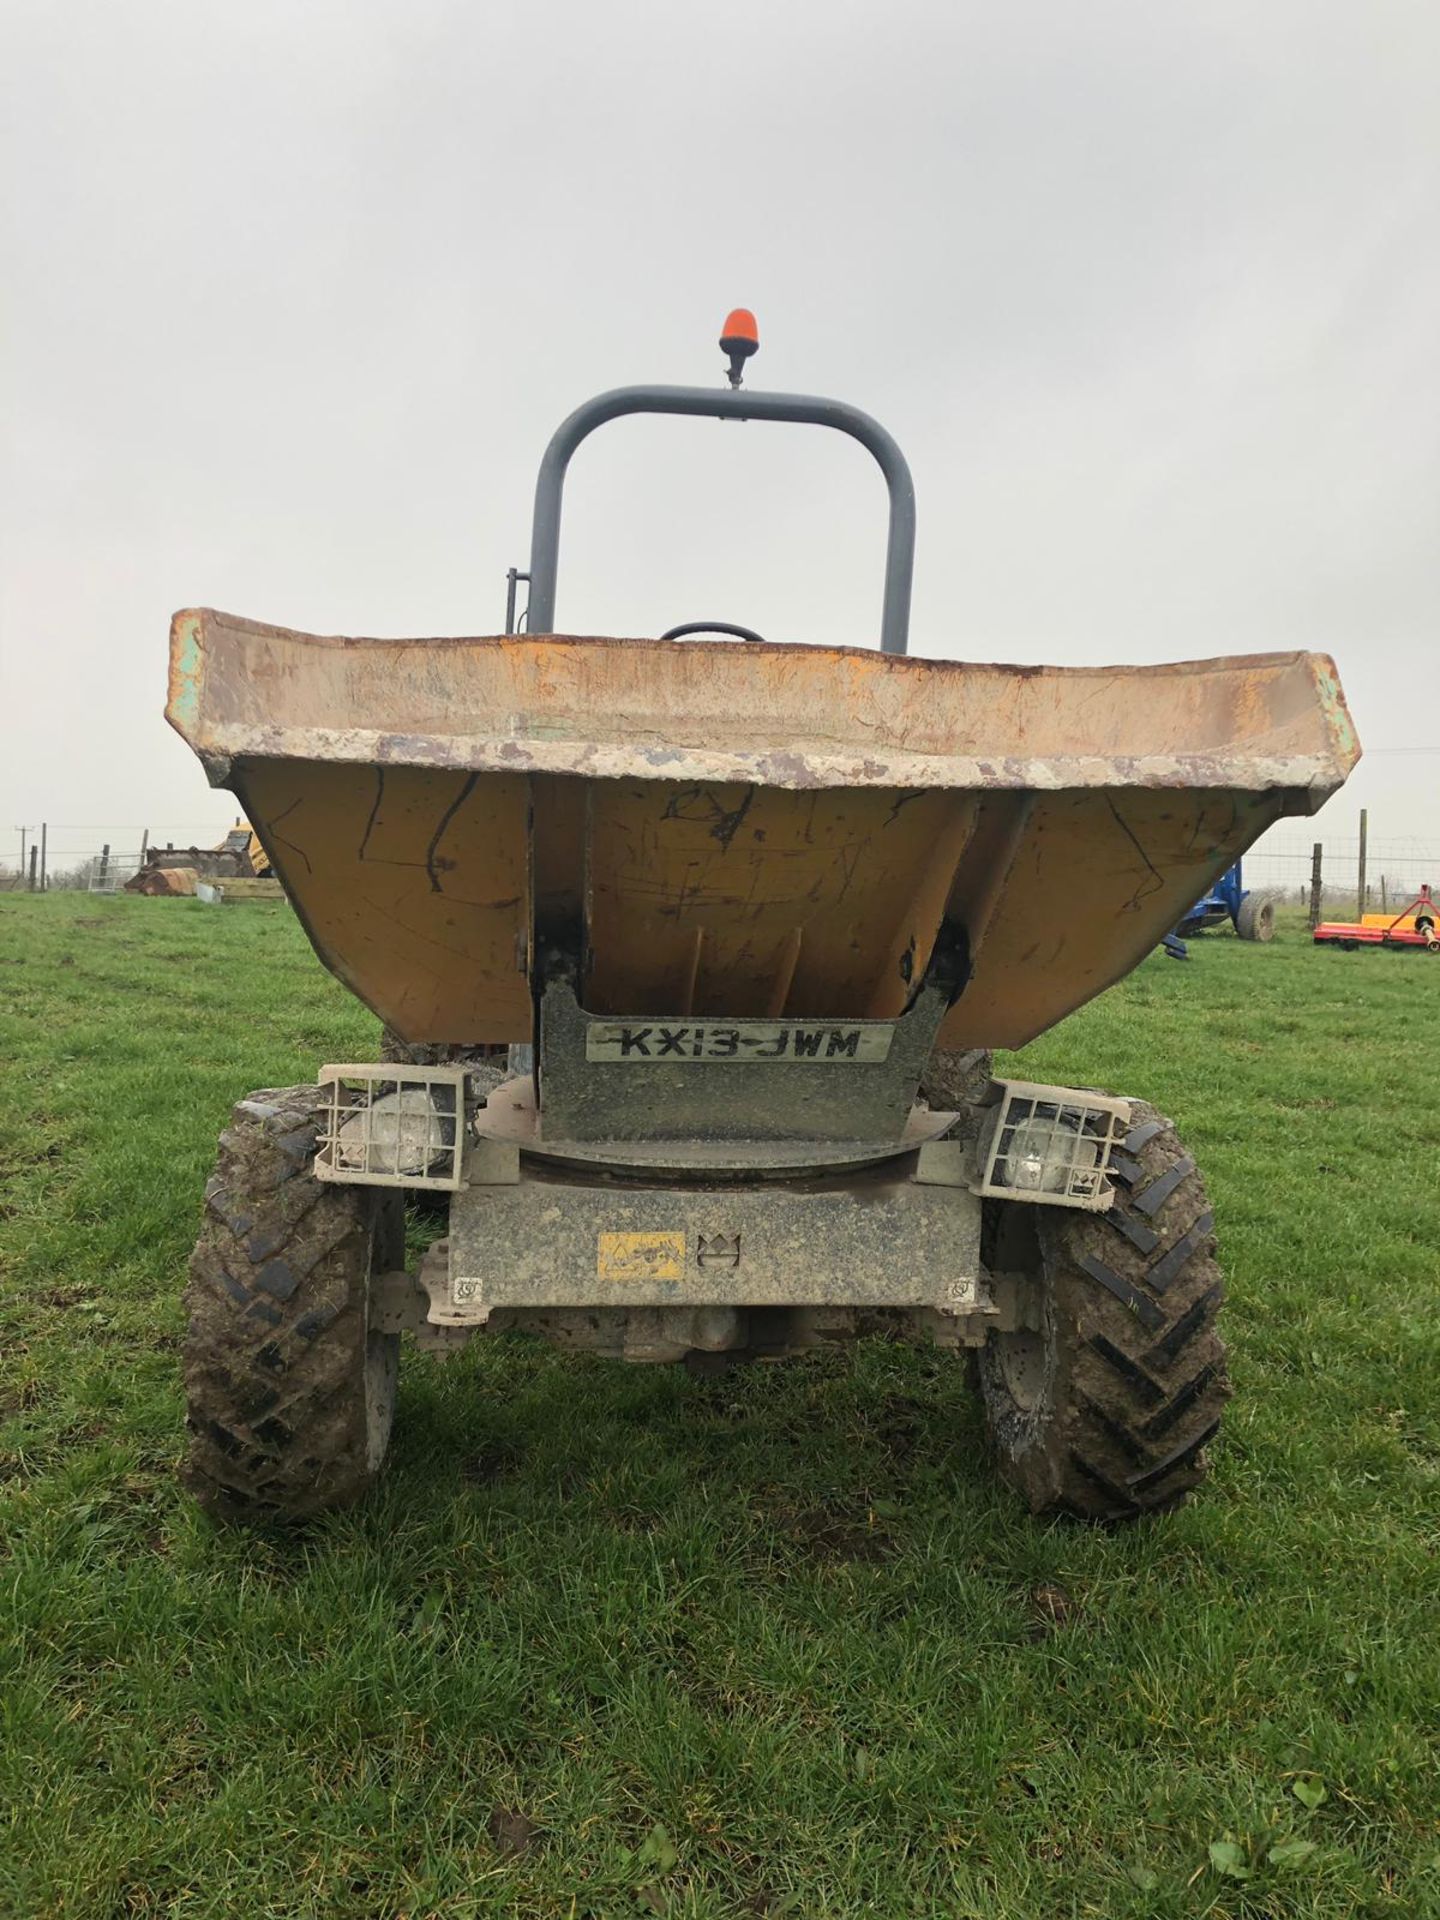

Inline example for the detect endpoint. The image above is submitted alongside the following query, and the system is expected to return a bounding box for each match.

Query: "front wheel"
[184,1085,404,1525]
[978,1101,1229,1520]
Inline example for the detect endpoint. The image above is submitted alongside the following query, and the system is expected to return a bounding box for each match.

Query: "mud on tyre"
[978,1100,1230,1520]
[184,1086,404,1524]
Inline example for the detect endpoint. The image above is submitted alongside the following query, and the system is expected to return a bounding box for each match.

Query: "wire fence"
[2,824,240,893]
[4,822,1436,917]
[1240,833,1438,919]
[0,849,149,892]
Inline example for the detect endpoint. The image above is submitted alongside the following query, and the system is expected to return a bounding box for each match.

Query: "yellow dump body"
[167,610,1358,1051]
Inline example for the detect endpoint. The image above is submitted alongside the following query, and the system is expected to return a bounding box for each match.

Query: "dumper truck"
[168,314,1359,1525]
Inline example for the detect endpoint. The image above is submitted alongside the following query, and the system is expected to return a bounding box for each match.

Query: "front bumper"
[432,1143,985,1325]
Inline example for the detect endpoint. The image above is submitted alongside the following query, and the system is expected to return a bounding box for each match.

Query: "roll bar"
[524,384,916,656]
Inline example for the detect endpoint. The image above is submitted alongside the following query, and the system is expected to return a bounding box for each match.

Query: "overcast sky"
[2,0,1437,876]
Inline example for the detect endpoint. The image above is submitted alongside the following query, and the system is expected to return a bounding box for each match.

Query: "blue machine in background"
[1163,860,1278,959]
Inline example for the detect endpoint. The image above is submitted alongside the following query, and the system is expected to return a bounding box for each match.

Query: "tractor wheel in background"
[184,1085,404,1525]
[920,1047,994,1111]
[1235,892,1277,942]
[978,1100,1229,1521]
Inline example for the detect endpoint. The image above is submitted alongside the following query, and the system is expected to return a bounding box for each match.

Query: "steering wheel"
[659,622,767,644]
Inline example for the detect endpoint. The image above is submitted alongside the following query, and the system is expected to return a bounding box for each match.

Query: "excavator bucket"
[168,609,1357,1056]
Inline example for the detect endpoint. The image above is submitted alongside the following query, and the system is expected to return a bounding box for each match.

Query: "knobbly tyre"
[172,312,1359,1525]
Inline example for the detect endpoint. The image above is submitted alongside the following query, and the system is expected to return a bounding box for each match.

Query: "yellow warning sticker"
[597,1231,686,1283]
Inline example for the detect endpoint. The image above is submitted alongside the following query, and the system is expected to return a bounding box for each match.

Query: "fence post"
[97,844,110,889]
[139,828,149,867]
[1309,842,1323,930]
[1356,809,1367,916]
[39,823,47,892]
[1380,876,1387,914]
[28,846,38,891]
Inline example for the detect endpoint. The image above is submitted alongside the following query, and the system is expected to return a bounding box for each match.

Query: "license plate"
[585,1020,894,1064]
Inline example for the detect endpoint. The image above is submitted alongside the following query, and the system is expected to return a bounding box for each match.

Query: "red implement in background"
[1314,884,1439,951]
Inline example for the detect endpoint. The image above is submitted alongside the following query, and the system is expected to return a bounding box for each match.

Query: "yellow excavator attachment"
[167,609,1357,1052]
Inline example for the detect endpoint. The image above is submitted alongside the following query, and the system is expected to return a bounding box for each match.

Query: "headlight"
[336,1086,454,1179]
[314,1065,468,1191]
[972,1080,1130,1211]
[1001,1110,1102,1196]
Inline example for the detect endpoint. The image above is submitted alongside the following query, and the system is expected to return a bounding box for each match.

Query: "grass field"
[1,894,1437,1919]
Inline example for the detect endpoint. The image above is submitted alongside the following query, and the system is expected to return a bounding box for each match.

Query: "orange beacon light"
[719,309,759,387]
